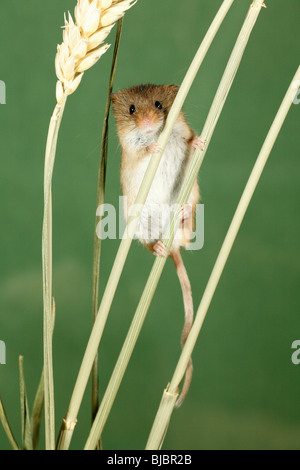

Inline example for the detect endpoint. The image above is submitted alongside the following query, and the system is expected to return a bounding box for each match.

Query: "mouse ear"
[167,84,180,97]
[163,84,179,103]
[162,84,179,107]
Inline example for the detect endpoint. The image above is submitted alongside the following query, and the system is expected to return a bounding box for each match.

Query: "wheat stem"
[0,396,19,450]
[146,66,300,454]
[42,95,67,450]
[59,0,235,450]
[83,0,237,450]
[91,18,124,448]
[19,356,34,450]
[168,62,300,402]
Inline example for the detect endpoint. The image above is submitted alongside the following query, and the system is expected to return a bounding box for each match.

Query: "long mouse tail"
[171,250,194,407]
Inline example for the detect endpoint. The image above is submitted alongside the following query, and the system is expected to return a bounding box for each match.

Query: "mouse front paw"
[190,136,206,151]
[153,241,169,258]
[146,142,162,154]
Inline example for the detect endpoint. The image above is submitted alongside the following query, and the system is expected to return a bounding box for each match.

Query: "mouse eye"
[155,101,163,110]
[129,105,136,115]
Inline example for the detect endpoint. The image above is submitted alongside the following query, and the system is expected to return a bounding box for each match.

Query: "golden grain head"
[55,0,137,104]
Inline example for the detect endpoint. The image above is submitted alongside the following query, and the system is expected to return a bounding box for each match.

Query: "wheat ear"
[55,0,137,104]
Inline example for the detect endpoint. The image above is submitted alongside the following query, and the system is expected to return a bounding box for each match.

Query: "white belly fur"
[130,126,190,245]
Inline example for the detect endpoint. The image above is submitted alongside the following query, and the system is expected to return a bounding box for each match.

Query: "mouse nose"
[140,116,154,129]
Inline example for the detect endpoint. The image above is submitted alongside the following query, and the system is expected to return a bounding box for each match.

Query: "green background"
[0,0,299,450]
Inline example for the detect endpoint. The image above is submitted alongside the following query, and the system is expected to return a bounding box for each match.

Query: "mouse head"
[111,84,179,140]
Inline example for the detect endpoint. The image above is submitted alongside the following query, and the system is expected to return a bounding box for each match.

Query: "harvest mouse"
[112,84,203,406]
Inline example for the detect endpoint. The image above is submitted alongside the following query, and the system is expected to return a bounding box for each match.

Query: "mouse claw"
[153,241,169,258]
[146,142,162,154]
[190,136,206,151]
